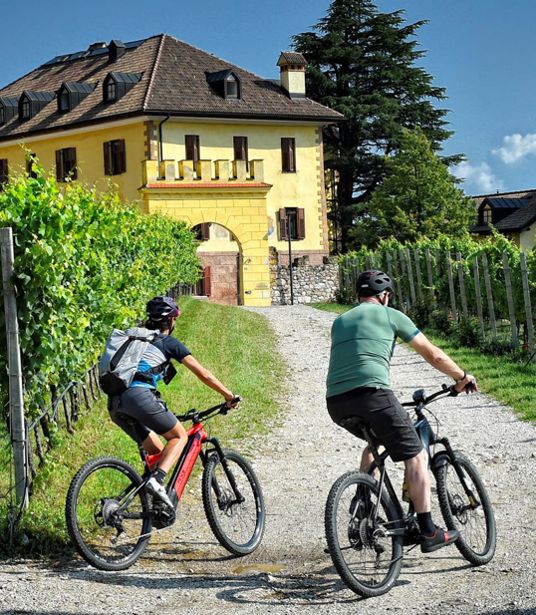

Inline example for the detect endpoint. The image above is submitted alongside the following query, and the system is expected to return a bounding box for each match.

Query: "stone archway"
[141,183,272,306]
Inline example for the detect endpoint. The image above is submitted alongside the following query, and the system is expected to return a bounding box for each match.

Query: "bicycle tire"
[325,472,403,598]
[436,451,496,566]
[202,449,265,555]
[65,456,152,571]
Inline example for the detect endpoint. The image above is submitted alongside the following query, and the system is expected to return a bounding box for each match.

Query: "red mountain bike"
[65,399,265,571]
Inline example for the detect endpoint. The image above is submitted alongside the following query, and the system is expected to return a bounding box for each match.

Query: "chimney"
[277,52,307,99]
[88,41,107,52]
[108,40,126,63]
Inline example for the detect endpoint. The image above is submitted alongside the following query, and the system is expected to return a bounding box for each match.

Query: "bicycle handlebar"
[401,384,457,408]
[176,395,242,423]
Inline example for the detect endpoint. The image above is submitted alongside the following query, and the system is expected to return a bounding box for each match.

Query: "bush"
[0,164,200,417]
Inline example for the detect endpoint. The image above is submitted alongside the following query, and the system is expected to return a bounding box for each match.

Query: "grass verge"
[312,302,536,422]
[1,297,284,556]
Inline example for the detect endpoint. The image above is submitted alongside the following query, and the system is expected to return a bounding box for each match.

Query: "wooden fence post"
[414,249,424,302]
[0,227,28,510]
[446,252,458,321]
[481,253,497,338]
[425,248,435,303]
[520,252,534,352]
[405,249,417,305]
[473,256,485,338]
[398,249,410,308]
[392,250,404,307]
[502,251,519,348]
[456,252,469,319]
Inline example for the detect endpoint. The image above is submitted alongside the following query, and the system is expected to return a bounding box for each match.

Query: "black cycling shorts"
[109,387,178,444]
[326,387,423,462]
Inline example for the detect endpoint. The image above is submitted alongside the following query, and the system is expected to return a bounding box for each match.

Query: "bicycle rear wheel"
[202,449,265,555]
[65,457,152,571]
[436,452,496,566]
[325,472,403,598]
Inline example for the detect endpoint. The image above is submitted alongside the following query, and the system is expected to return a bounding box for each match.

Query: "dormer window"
[105,80,116,103]
[206,69,241,100]
[0,96,18,126]
[483,206,492,225]
[103,72,142,104]
[18,91,55,122]
[21,99,31,120]
[57,82,96,113]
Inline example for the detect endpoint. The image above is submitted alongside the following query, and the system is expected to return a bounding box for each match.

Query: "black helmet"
[357,270,392,297]
[146,296,180,321]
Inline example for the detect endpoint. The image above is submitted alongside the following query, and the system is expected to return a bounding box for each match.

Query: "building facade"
[0,36,342,306]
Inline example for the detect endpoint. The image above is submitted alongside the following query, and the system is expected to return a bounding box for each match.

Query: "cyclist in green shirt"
[326,270,477,553]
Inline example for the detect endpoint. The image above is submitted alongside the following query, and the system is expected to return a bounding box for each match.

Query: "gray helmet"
[357,270,392,297]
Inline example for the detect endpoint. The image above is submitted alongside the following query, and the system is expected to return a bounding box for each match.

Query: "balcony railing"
[143,158,265,185]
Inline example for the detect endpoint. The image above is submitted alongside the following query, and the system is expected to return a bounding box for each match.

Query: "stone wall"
[271,258,340,305]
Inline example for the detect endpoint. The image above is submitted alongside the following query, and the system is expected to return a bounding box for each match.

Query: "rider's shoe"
[145,476,174,510]
[419,525,460,553]
[349,485,372,517]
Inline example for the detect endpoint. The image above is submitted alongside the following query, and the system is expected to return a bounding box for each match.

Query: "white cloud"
[492,133,536,164]
[451,161,504,194]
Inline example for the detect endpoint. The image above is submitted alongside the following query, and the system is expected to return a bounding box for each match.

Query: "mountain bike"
[65,399,265,571]
[325,385,496,597]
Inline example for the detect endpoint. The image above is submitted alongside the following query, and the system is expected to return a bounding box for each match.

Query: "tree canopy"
[351,128,473,246]
[292,0,462,251]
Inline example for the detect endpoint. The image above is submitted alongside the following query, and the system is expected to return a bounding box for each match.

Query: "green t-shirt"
[326,303,420,398]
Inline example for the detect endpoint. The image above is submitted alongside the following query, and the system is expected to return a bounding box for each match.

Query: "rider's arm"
[181,355,235,402]
[409,332,477,393]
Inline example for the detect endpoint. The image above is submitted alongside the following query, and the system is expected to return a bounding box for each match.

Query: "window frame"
[59,90,71,113]
[233,136,249,170]
[279,207,305,241]
[55,147,78,182]
[185,134,200,164]
[103,139,126,175]
[104,79,116,103]
[482,206,493,225]
[225,75,240,99]
[281,137,296,173]
[21,98,31,121]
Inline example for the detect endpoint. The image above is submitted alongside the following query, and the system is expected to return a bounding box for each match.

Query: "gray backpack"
[98,327,157,396]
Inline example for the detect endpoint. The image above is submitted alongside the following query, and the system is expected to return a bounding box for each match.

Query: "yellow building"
[471,189,536,252]
[0,35,342,306]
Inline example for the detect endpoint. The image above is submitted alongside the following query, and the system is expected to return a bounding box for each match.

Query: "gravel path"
[0,305,534,615]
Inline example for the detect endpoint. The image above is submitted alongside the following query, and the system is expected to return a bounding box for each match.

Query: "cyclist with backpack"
[104,296,237,510]
[326,271,478,553]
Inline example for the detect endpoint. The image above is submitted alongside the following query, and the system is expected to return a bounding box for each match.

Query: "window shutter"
[204,266,211,297]
[104,141,112,175]
[201,223,210,240]
[297,208,305,239]
[279,208,288,240]
[0,159,8,185]
[66,147,77,180]
[55,150,64,182]
[117,139,126,173]
[281,139,289,172]
[186,135,200,163]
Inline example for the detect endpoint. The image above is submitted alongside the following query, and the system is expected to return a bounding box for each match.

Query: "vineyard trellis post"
[502,252,519,348]
[0,227,28,511]
[520,252,534,353]
[481,253,497,338]
[424,248,435,303]
[472,256,485,338]
[446,252,458,322]
[456,252,469,319]
[414,249,424,302]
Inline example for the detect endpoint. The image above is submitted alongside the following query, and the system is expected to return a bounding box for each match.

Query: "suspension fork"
[204,437,245,503]
[435,437,479,506]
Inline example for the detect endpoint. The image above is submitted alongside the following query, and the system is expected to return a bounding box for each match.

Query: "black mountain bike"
[325,385,496,597]
[65,400,265,571]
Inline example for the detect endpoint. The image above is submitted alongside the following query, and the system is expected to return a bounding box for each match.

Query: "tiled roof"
[277,52,307,66]
[0,34,342,141]
[495,196,536,232]
[472,188,536,208]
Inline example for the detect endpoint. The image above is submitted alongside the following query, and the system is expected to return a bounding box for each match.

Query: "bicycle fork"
[203,437,245,507]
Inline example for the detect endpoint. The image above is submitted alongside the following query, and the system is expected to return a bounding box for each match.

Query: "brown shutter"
[117,139,126,173]
[281,138,289,172]
[279,208,288,240]
[186,135,200,163]
[0,159,8,185]
[297,208,305,239]
[55,150,64,181]
[201,223,210,240]
[289,138,296,172]
[204,266,211,297]
[66,147,77,180]
[104,141,112,175]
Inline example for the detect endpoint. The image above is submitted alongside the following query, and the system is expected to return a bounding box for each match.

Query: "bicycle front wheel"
[202,449,265,555]
[436,452,496,566]
[65,457,152,571]
[325,472,403,598]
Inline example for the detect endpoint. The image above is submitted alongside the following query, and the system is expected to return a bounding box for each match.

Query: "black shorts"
[109,387,178,444]
[326,387,422,462]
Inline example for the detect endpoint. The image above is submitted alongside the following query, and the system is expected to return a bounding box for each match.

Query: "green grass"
[1,297,284,556]
[312,302,536,423]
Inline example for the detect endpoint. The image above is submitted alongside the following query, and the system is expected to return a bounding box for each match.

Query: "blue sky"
[1,0,535,195]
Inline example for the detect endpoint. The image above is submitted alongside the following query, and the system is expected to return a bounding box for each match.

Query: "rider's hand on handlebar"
[225,394,241,409]
[454,374,478,394]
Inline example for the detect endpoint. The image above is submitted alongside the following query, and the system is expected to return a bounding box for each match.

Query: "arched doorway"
[193,222,242,305]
